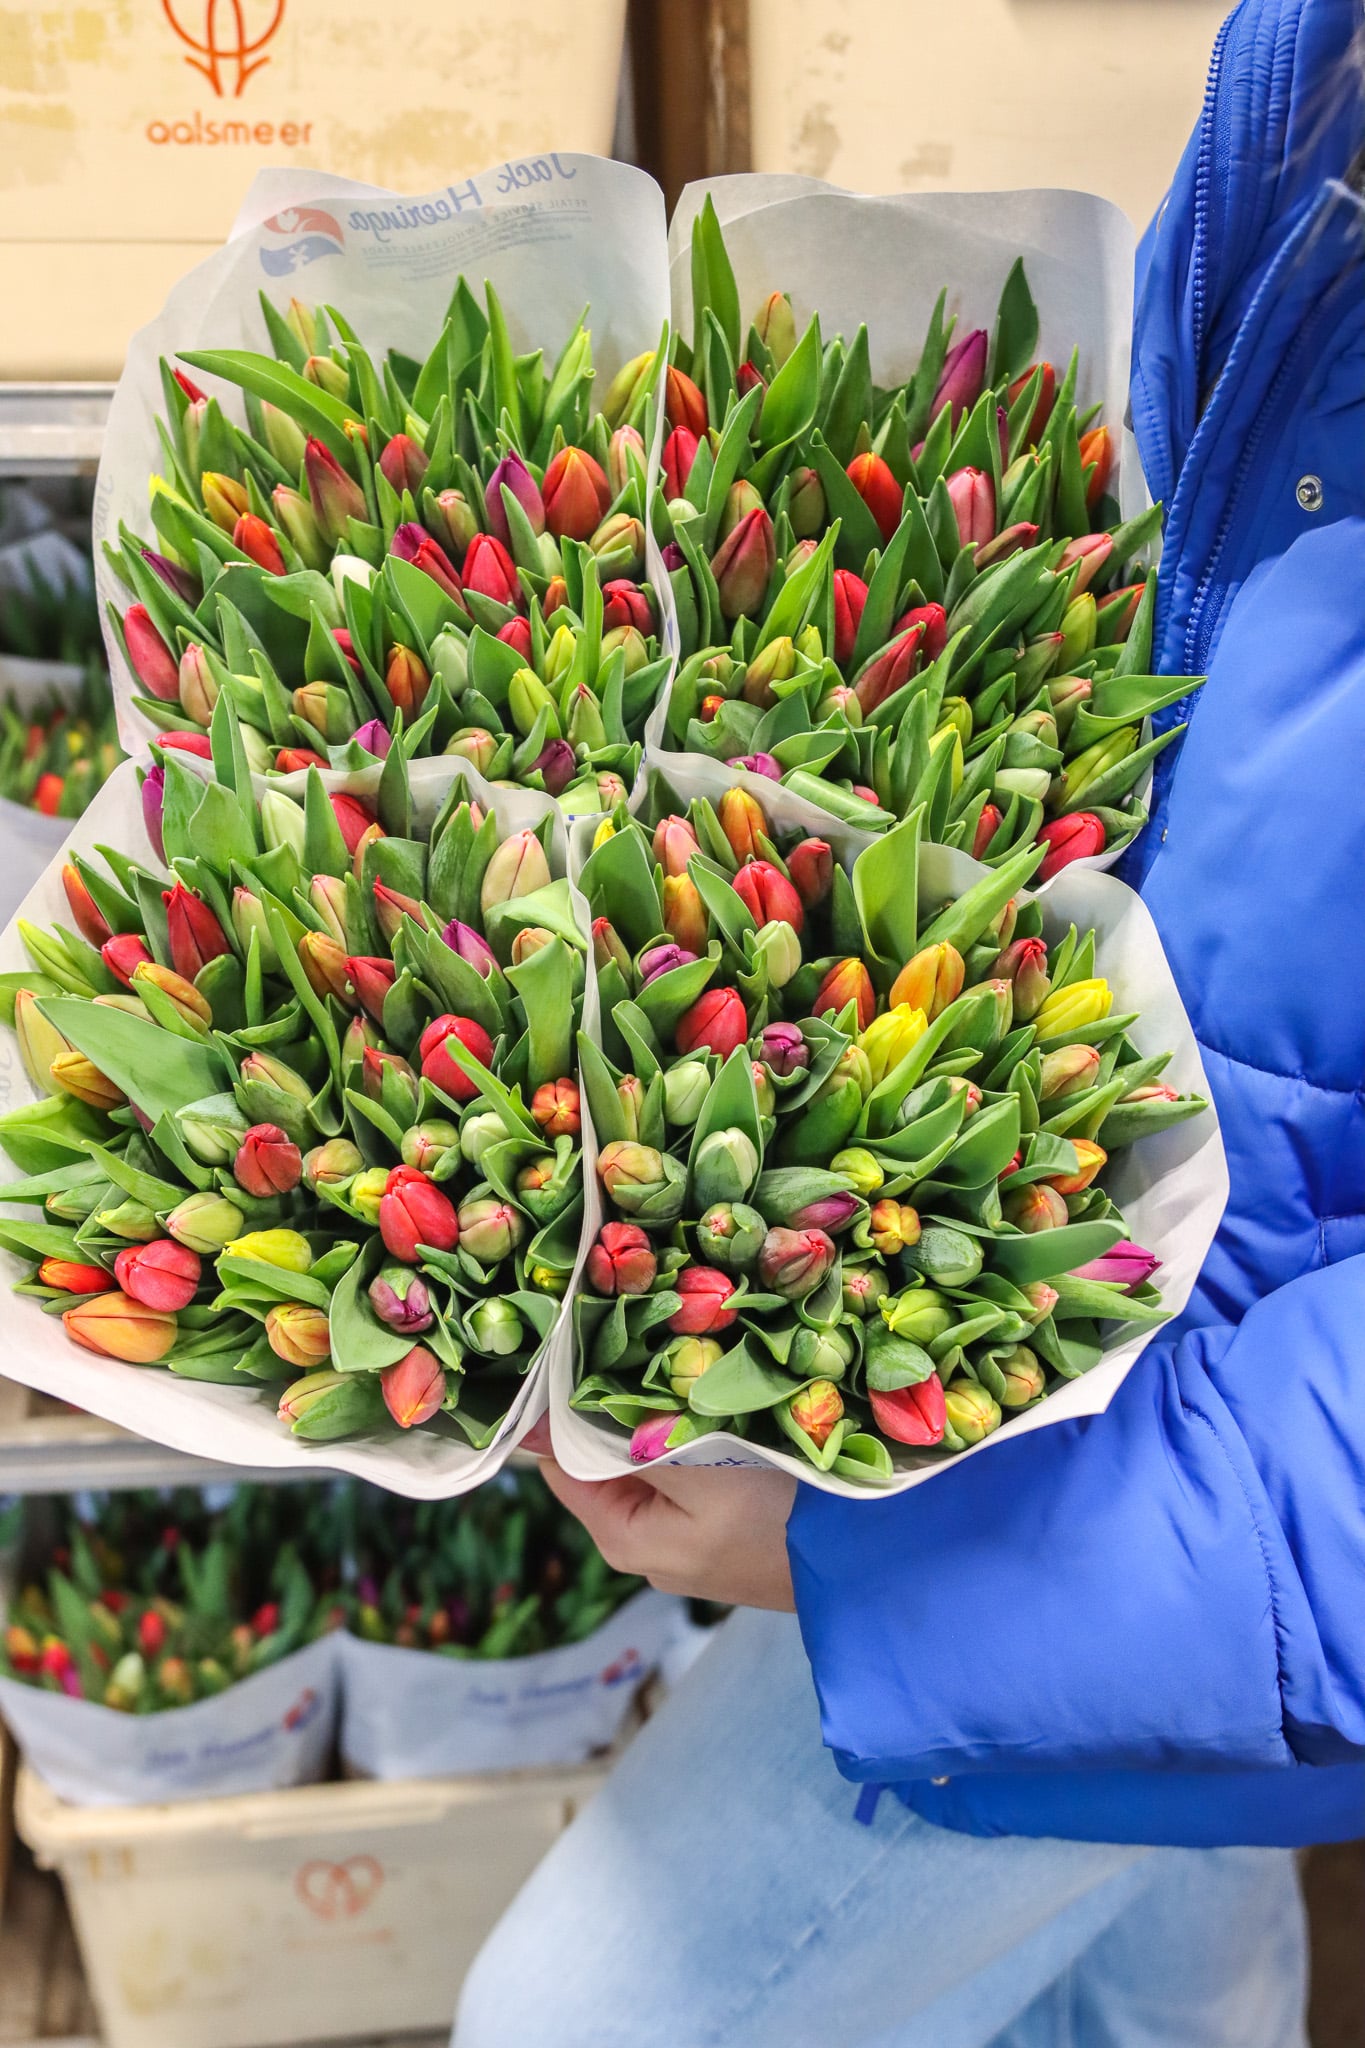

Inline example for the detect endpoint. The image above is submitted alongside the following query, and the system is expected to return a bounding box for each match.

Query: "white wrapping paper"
[0,1635,338,1807]
[553,779,1228,1498]
[94,154,671,759]
[645,174,1153,876]
[0,759,584,1500]
[337,1587,682,1780]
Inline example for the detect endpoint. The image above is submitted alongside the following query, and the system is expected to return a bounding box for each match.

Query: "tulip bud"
[758,1227,836,1300]
[823,1148,879,1199]
[693,1201,764,1273]
[786,465,825,540]
[787,1379,845,1450]
[932,328,988,425]
[591,917,633,986]
[638,943,698,989]
[63,1291,178,1363]
[378,1345,446,1430]
[846,452,902,544]
[304,437,366,543]
[663,1060,710,1126]
[230,1122,302,1199]
[1078,426,1114,509]
[692,1127,761,1210]
[223,1228,313,1273]
[110,1237,199,1312]
[812,958,876,1031]
[1073,1240,1161,1291]
[456,1196,523,1264]
[541,444,611,541]
[531,1078,581,1138]
[716,787,765,865]
[653,874,705,957]
[379,1166,459,1264]
[733,860,804,935]
[1002,1183,1069,1233]
[480,830,552,912]
[162,1192,243,1255]
[843,1263,890,1317]
[585,1221,657,1296]
[468,1299,526,1356]
[668,1265,737,1335]
[943,1378,1002,1445]
[889,942,965,1020]
[869,1200,922,1257]
[676,987,748,1059]
[265,1301,332,1368]
[880,1288,954,1345]
[304,1137,364,1191]
[428,487,479,556]
[1036,813,1106,881]
[349,1166,389,1225]
[998,1345,1047,1408]
[944,465,996,550]
[123,605,181,701]
[597,1142,687,1225]
[1033,978,1112,1040]
[859,1004,928,1087]
[712,507,775,619]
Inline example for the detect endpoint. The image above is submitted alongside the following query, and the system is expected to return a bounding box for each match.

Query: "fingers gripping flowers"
[571,782,1207,1483]
[0,742,586,1446]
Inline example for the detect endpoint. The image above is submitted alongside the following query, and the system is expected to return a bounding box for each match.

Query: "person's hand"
[523,1416,797,1610]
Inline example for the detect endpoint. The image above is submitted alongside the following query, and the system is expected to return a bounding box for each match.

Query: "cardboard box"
[0,1,628,378]
[18,1756,605,2047]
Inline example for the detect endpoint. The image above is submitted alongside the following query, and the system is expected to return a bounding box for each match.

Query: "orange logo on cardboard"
[161,0,287,98]
[295,1856,384,1922]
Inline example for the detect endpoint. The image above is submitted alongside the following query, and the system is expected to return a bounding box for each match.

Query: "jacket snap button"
[931,1775,951,1786]
[1296,474,1324,512]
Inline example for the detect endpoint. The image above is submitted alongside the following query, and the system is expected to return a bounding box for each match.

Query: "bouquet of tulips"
[312,1468,643,1659]
[103,282,670,809]
[564,773,1213,1486]
[1,1518,314,1711]
[0,730,585,1470]
[0,662,123,821]
[652,199,1197,874]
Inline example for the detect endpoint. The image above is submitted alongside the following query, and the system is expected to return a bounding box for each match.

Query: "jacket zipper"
[1190,9,1235,379]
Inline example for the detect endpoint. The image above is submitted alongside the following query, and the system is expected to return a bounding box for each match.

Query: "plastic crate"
[17,1756,603,2048]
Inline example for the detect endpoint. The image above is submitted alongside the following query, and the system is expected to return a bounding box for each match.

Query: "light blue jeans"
[455,1610,1307,2048]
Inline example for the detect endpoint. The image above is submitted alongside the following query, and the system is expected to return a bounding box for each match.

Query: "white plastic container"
[18,1755,606,2048]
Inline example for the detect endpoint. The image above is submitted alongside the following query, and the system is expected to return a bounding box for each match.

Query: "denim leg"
[983,1844,1308,2048]
[455,1608,1158,2048]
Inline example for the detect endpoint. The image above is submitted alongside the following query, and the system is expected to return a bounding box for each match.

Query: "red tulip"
[378,432,429,497]
[462,532,521,609]
[345,955,397,1023]
[1036,813,1106,881]
[381,1344,445,1427]
[232,513,285,575]
[234,1123,303,1198]
[418,1013,494,1101]
[676,987,747,1058]
[665,366,708,435]
[114,1238,202,1313]
[1057,534,1115,596]
[391,522,465,604]
[384,645,430,720]
[668,1266,738,1335]
[276,746,328,773]
[304,437,366,543]
[870,1375,946,1445]
[732,859,804,936]
[852,624,923,717]
[162,882,231,982]
[972,804,1003,859]
[123,605,180,701]
[329,792,377,854]
[62,862,111,947]
[833,569,868,665]
[159,731,213,758]
[846,452,902,543]
[1007,361,1056,445]
[711,508,775,620]
[585,1222,657,1297]
[497,616,534,663]
[813,958,875,1030]
[542,446,611,540]
[662,426,700,500]
[101,932,153,987]
[38,1257,116,1295]
[892,602,948,665]
[379,1166,459,1264]
[602,580,655,635]
[787,837,833,909]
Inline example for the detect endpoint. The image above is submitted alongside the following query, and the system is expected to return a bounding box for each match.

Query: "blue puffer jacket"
[787,0,1365,1848]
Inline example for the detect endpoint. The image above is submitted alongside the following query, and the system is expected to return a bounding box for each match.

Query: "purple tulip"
[755,1020,809,1077]
[353,718,393,758]
[141,764,166,862]
[1071,1240,1161,1293]
[440,917,498,978]
[727,752,782,781]
[661,542,686,572]
[639,943,698,985]
[629,1413,681,1464]
[484,451,545,546]
[931,328,988,424]
[368,1265,434,1334]
[790,1191,861,1233]
[532,738,577,797]
[140,547,200,605]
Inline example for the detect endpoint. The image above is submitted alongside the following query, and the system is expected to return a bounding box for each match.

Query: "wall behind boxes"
[0,0,629,379]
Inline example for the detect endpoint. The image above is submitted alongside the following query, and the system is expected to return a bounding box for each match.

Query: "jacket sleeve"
[787,1256,1365,1783]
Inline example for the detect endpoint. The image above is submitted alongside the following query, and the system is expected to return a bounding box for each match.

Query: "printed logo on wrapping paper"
[162,0,286,97]
[259,206,346,277]
[282,1685,323,1733]
[599,1647,645,1690]
[295,1856,384,1921]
